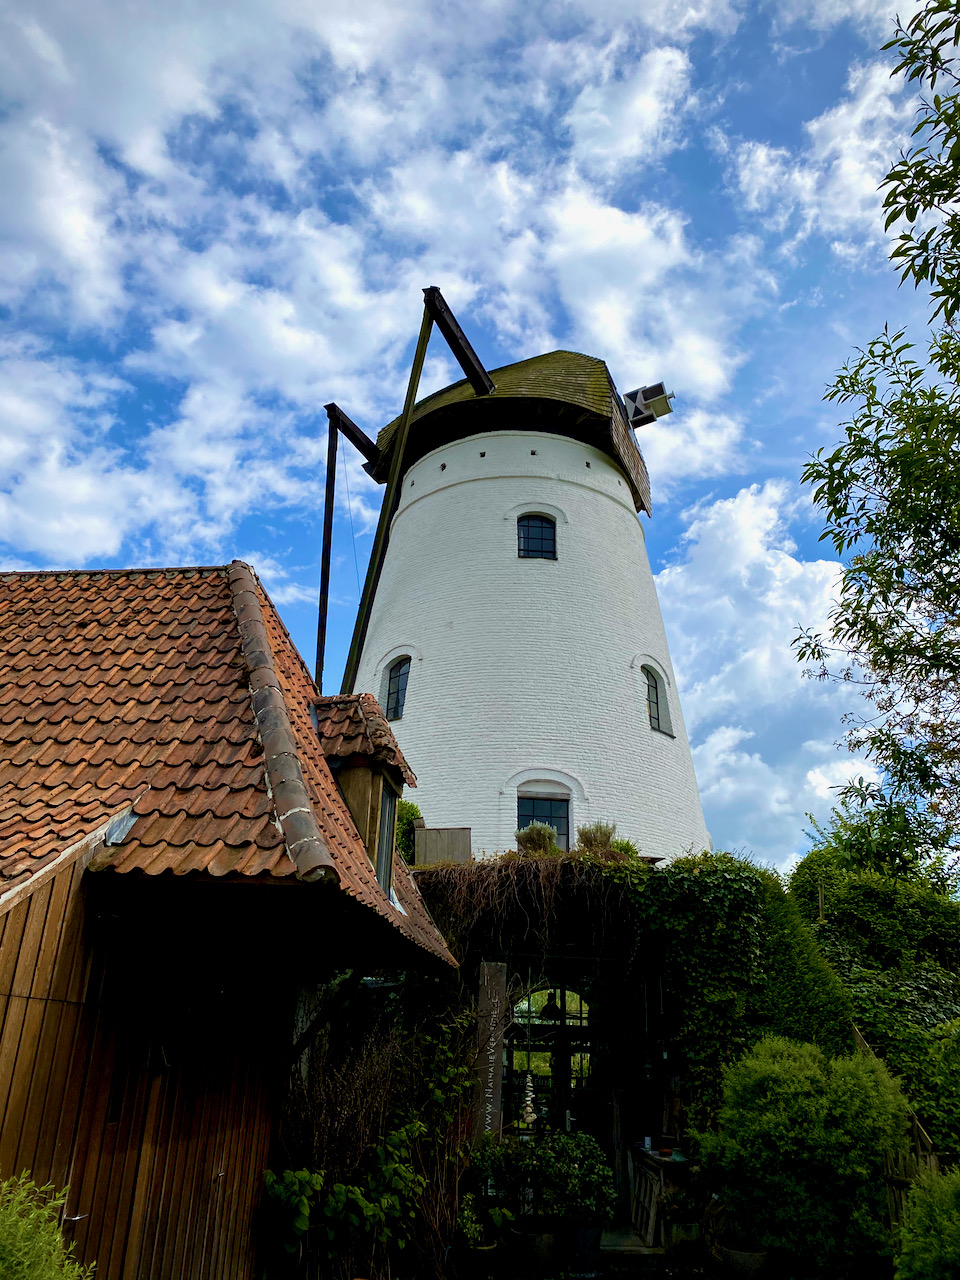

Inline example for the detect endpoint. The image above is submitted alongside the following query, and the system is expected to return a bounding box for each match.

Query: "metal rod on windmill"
[316,404,380,691]
[339,288,494,695]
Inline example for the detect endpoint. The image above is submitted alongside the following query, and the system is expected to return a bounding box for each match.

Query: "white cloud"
[0,339,182,559]
[0,338,370,564]
[638,406,748,490]
[692,726,857,871]
[805,755,881,799]
[656,479,841,727]
[241,549,317,605]
[563,0,741,37]
[655,480,877,866]
[565,47,693,176]
[728,60,915,256]
[545,182,759,400]
[771,0,918,38]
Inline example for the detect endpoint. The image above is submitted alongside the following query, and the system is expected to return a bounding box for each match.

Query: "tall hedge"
[789,848,960,1153]
[748,870,851,1055]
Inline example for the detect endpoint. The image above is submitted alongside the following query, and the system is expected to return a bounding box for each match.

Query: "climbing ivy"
[417,849,852,1132]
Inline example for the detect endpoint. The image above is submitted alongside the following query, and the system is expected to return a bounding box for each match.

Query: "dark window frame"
[517,514,557,560]
[376,778,399,892]
[645,667,661,732]
[385,657,411,720]
[643,666,673,736]
[517,795,570,851]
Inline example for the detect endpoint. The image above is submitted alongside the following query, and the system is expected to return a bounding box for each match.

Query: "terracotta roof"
[0,562,453,963]
[314,693,416,787]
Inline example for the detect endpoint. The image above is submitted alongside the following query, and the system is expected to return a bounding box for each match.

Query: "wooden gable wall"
[0,862,279,1280]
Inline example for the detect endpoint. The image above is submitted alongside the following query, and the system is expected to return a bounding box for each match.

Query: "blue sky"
[0,0,930,867]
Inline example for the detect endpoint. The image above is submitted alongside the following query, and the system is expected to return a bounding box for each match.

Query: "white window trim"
[631,656,674,737]
[374,642,422,710]
[503,766,587,802]
[503,500,569,525]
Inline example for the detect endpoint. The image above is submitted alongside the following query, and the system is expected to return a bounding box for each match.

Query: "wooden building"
[0,560,453,1279]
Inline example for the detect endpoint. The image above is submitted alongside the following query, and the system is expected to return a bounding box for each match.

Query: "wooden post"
[474,961,507,1141]
[818,881,825,922]
[315,409,339,690]
[341,304,434,694]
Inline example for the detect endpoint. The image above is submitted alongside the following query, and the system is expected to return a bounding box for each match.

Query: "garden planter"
[714,1243,768,1277]
[509,1225,556,1277]
[459,1241,498,1280]
[569,1225,603,1278]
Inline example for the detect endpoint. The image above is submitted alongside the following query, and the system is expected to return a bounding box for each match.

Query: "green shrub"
[478,1131,615,1227]
[396,799,421,865]
[515,822,563,857]
[575,822,616,854]
[0,1173,93,1280]
[267,1120,428,1262]
[896,1169,960,1279]
[610,836,641,859]
[698,1036,909,1275]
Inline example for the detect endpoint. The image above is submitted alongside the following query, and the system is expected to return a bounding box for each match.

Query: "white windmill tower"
[323,289,709,860]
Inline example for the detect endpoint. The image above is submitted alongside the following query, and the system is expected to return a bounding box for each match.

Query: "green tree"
[698,1036,908,1274]
[795,0,960,842]
[396,798,422,865]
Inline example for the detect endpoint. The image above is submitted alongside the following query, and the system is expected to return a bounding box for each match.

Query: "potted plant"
[455,1192,510,1280]
[479,1131,615,1278]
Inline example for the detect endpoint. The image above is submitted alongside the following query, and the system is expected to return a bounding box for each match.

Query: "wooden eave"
[370,350,651,515]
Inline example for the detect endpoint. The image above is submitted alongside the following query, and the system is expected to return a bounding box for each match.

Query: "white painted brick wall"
[354,429,710,859]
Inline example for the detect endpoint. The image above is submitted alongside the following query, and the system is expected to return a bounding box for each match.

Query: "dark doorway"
[502,986,595,1135]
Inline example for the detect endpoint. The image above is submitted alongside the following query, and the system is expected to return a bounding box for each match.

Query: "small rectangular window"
[377,782,398,892]
[517,796,569,850]
[518,515,556,559]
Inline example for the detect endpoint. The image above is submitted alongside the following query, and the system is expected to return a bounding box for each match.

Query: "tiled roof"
[314,693,416,787]
[375,350,615,455]
[0,563,453,963]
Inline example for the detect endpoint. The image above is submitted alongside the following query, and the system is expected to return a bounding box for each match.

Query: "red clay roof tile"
[314,693,416,786]
[0,563,453,963]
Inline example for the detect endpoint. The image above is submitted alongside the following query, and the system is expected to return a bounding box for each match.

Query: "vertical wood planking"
[0,866,286,1280]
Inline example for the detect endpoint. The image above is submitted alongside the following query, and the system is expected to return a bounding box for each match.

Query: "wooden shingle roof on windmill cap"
[371,349,651,514]
[375,350,614,455]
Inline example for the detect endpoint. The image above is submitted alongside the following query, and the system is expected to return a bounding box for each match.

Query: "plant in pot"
[539,1131,617,1278]
[514,821,564,858]
[455,1192,512,1280]
[484,1131,615,1279]
[659,1178,705,1259]
[697,1036,909,1278]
